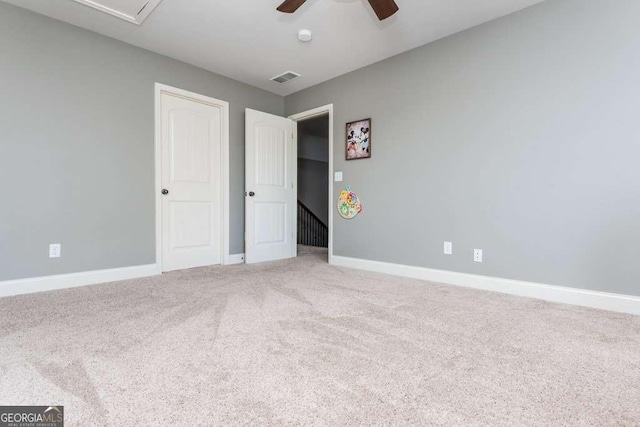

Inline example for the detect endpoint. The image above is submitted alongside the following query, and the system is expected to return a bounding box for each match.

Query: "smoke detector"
[270,71,301,84]
[72,0,163,25]
[298,29,313,42]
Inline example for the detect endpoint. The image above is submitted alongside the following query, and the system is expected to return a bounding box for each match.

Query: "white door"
[161,93,222,272]
[245,109,296,264]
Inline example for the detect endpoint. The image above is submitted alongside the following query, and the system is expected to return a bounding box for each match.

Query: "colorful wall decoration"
[337,186,362,219]
[346,118,372,160]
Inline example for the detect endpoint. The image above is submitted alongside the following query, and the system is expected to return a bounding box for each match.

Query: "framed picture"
[346,118,371,160]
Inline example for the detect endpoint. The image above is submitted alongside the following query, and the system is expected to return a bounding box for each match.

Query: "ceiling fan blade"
[277,0,307,13]
[367,0,399,20]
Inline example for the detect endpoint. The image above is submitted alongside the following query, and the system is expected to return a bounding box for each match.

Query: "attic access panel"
[72,0,163,25]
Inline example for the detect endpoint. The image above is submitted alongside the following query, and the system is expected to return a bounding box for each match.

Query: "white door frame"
[288,104,334,265]
[154,83,232,269]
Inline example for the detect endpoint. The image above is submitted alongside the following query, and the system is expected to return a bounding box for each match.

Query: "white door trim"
[154,83,231,269]
[288,105,334,265]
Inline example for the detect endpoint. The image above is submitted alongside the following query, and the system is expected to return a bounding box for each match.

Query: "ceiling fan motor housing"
[277,0,399,21]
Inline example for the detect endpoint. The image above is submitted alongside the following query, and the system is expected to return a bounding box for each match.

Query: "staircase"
[297,200,328,248]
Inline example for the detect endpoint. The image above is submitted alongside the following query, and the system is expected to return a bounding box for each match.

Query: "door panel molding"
[154,83,231,270]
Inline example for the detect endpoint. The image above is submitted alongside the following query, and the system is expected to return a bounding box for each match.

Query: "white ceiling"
[2,0,545,96]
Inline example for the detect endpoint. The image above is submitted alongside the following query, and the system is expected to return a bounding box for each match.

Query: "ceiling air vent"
[270,71,301,84]
[72,0,164,25]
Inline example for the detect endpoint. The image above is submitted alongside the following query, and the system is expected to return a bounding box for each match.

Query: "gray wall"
[0,2,283,281]
[286,0,640,297]
[298,134,329,163]
[298,159,329,225]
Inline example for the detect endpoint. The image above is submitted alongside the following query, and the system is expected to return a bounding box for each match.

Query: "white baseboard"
[331,256,640,316]
[0,264,161,298]
[226,253,245,265]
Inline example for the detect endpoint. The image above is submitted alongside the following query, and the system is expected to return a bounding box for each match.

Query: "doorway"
[296,114,329,250]
[289,105,334,264]
[243,105,334,265]
[155,83,231,272]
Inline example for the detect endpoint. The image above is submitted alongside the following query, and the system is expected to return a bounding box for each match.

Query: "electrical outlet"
[49,243,61,258]
[474,249,483,263]
[444,241,453,255]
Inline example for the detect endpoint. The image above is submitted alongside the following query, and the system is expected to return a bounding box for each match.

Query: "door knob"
[161,189,169,195]
[248,191,255,197]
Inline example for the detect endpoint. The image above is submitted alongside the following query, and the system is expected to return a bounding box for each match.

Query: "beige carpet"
[0,248,638,425]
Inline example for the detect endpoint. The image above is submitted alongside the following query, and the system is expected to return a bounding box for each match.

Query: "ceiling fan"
[277,0,399,21]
